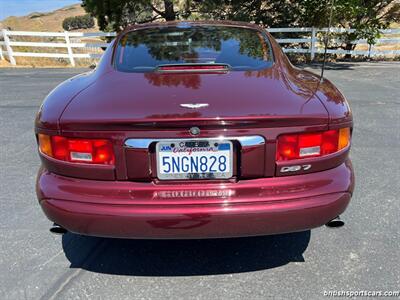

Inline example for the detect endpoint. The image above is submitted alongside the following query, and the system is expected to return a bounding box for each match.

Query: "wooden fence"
[1,27,400,66]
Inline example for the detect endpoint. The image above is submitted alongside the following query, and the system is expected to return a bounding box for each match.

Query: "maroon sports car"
[35,21,354,239]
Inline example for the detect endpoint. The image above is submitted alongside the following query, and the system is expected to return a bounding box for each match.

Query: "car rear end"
[35,22,354,239]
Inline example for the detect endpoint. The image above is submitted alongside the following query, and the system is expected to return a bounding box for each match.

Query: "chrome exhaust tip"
[49,223,68,235]
[326,216,345,228]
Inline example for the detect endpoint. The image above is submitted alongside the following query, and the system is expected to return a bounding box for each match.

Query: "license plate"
[156,139,233,180]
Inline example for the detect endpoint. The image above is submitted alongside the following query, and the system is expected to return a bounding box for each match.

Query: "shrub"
[62,14,94,31]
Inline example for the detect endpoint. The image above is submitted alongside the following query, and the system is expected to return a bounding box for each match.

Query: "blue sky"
[0,0,81,21]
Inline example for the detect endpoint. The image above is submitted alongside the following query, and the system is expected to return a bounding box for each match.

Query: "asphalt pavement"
[0,62,399,299]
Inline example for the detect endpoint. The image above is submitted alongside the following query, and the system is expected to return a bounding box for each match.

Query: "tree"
[338,0,400,54]
[194,0,301,27]
[82,0,192,31]
[62,14,95,31]
[298,0,400,55]
[82,0,400,58]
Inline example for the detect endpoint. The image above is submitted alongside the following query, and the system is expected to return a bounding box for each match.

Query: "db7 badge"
[280,164,312,173]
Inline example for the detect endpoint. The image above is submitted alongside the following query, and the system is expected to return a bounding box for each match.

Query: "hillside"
[1,4,99,32]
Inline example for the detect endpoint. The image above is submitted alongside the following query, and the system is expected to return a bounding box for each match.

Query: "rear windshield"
[114,25,273,72]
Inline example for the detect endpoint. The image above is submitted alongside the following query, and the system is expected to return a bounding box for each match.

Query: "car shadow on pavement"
[297,62,356,71]
[62,230,310,276]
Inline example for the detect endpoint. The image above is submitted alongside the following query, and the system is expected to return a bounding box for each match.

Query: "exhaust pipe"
[326,216,345,228]
[49,223,68,235]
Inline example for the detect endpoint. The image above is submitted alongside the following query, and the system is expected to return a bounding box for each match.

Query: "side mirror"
[89,62,97,69]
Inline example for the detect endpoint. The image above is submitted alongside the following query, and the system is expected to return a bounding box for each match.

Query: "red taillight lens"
[52,136,69,160]
[38,135,114,165]
[276,128,350,161]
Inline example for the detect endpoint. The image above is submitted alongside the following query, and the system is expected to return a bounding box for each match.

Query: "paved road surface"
[0,62,399,299]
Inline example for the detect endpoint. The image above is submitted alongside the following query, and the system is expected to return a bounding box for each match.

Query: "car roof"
[121,20,265,34]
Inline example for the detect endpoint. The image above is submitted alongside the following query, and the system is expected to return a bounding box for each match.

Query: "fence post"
[310,27,316,61]
[0,30,3,60]
[64,31,75,67]
[2,29,16,65]
[0,42,3,61]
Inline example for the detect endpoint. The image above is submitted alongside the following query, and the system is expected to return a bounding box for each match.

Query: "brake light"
[276,128,350,161]
[157,64,229,72]
[38,134,115,165]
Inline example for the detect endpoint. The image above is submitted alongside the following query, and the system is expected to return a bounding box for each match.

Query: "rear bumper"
[37,160,354,239]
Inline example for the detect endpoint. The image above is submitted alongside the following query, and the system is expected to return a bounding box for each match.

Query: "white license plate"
[156,139,233,180]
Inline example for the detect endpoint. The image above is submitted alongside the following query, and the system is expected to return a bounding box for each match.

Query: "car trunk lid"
[59,68,328,131]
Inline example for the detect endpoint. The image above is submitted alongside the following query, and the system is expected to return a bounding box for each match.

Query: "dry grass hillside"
[1,4,99,32]
[0,4,101,67]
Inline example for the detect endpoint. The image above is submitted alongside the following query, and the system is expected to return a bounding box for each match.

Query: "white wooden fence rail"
[1,27,399,66]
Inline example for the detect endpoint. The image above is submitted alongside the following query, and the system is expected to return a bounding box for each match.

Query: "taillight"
[38,134,115,165]
[276,128,350,161]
